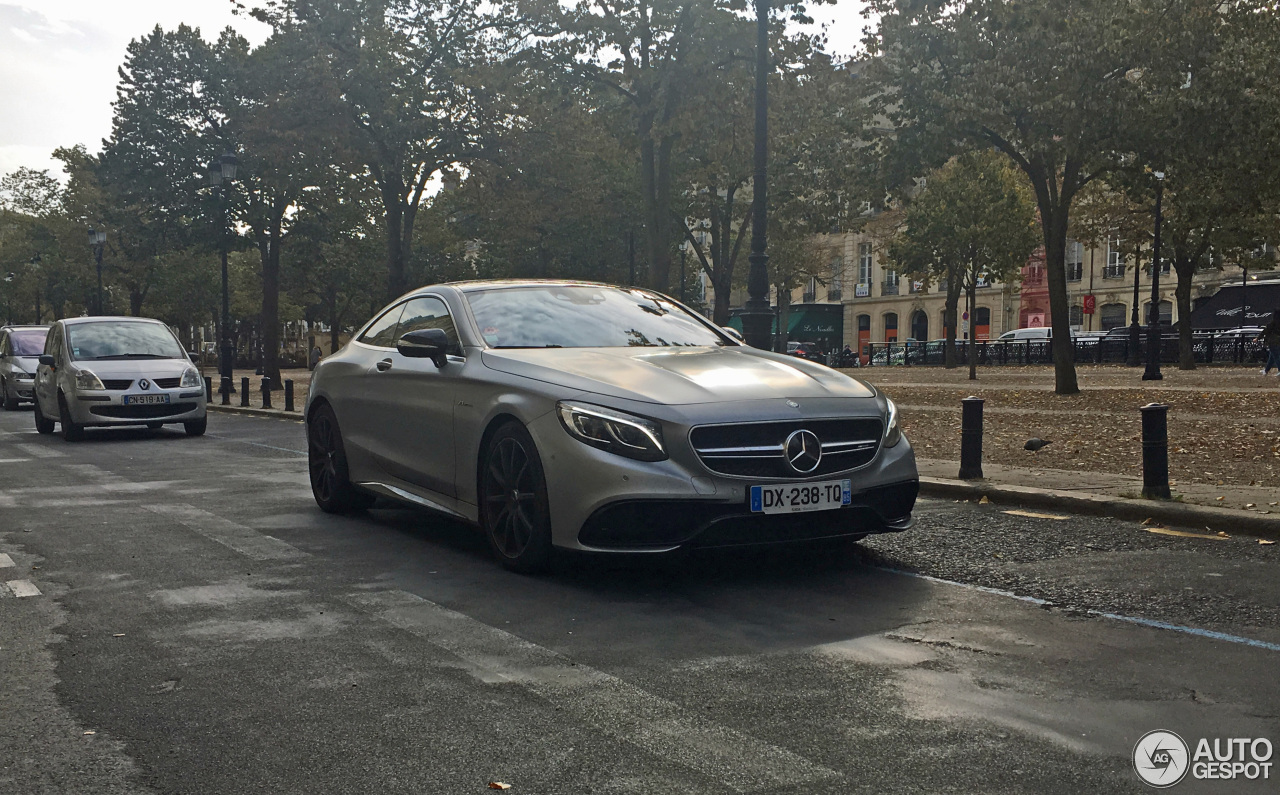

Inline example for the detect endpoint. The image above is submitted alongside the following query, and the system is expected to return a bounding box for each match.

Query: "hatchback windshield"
[9,329,48,356]
[466,285,729,348]
[66,321,185,361]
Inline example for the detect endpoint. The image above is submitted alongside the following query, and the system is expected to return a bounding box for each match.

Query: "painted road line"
[880,567,1280,653]
[0,553,14,568]
[0,458,31,464]
[5,580,42,598]
[145,504,308,561]
[13,443,64,458]
[348,589,840,792]
[206,434,305,456]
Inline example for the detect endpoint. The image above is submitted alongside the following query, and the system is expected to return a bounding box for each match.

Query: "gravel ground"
[857,498,1280,639]
[852,365,1280,489]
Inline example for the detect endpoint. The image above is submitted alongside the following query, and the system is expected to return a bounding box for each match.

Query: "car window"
[9,329,47,356]
[396,296,459,351]
[466,285,729,348]
[0,331,7,356]
[357,304,406,348]
[66,321,184,361]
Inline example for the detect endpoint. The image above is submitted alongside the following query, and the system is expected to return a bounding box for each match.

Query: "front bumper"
[67,389,207,426]
[11,378,35,401]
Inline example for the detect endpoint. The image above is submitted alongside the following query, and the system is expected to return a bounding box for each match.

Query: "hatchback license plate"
[123,394,170,405]
[750,479,851,514]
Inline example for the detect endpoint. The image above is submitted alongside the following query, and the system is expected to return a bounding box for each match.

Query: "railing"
[855,334,1266,367]
[826,288,842,301]
[802,291,816,303]
[881,282,899,296]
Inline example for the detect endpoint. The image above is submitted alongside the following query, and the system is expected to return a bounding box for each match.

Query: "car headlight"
[556,401,667,462]
[180,367,202,388]
[883,397,902,448]
[14,368,33,381]
[74,369,105,391]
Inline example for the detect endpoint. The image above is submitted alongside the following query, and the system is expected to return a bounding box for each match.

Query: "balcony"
[881,282,899,296]
[802,291,816,303]
[826,288,842,301]
[1103,265,1126,279]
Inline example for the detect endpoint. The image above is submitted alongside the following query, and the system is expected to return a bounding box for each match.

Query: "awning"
[727,305,844,343]
[1187,283,1280,330]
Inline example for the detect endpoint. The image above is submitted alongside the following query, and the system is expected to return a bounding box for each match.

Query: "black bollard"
[261,376,272,409]
[220,376,231,406]
[1140,403,1171,499]
[959,396,984,480]
[204,376,213,403]
[284,379,295,412]
[240,377,250,408]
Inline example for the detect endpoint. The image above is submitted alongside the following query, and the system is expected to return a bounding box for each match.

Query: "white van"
[996,327,1052,342]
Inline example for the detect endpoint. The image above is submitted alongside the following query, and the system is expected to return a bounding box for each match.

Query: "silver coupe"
[305,280,918,571]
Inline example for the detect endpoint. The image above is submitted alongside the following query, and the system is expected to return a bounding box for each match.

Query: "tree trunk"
[943,270,962,368]
[1173,257,1196,371]
[378,170,408,301]
[1041,200,1079,394]
[130,288,144,317]
[327,293,341,355]
[261,208,283,390]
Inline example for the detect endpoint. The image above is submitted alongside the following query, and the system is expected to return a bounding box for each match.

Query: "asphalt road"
[1,408,1277,794]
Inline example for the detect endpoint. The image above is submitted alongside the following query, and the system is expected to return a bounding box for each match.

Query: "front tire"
[2,380,17,411]
[183,417,207,436]
[479,421,553,573]
[307,403,373,513]
[33,396,54,434]
[58,394,85,441]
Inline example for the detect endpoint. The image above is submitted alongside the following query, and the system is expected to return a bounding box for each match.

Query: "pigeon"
[1024,438,1052,452]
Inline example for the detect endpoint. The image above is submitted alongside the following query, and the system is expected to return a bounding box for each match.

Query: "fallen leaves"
[488,784,512,791]
[1260,539,1276,546]
[1146,527,1228,540]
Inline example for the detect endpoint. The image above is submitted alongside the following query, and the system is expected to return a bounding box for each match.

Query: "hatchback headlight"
[180,367,202,388]
[556,401,667,462]
[14,368,33,381]
[883,397,902,448]
[75,369,105,391]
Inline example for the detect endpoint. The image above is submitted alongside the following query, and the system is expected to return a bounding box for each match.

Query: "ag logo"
[1134,730,1189,788]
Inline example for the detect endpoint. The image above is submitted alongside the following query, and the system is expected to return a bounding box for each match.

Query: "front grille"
[690,418,883,479]
[102,379,133,390]
[154,377,181,389]
[89,402,197,419]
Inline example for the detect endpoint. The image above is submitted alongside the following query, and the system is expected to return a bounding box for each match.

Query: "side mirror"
[396,328,450,368]
[720,326,745,343]
[38,354,55,367]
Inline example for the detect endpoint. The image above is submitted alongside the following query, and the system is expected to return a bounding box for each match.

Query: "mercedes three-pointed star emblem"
[784,429,822,474]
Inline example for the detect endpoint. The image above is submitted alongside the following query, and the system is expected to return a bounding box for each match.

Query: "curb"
[208,403,303,421]
[919,477,1280,541]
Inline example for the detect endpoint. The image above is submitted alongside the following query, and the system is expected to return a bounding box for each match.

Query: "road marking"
[0,553,14,568]
[145,504,308,561]
[879,567,1280,653]
[206,434,305,456]
[0,458,31,464]
[1001,509,1069,520]
[13,443,63,458]
[347,590,840,792]
[5,579,41,598]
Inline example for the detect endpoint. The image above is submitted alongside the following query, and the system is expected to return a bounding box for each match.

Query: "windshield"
[9,329,48,356]
[466,285,730,348]
[66,321,185,361]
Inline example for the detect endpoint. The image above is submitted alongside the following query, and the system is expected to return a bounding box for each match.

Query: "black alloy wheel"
[33,395,54,434]
[307,403,373,513]
[480,422,552,573]
[58,393,85,442]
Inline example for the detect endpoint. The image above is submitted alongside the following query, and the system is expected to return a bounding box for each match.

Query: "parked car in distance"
[996,327,1051,342]
[32,316,208,440]
[789,341,823,362]
[306,280,918,572]
[0,324,49,409]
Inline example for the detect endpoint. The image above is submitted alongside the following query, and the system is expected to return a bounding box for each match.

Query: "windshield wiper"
[92,353,170,360]
[492,345,564,349]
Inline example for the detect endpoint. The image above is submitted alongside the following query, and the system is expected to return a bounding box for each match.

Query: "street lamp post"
[679,240,688,303]
[208,152,239,404]
[1126,244,1142,367]
[88,228,107,315]
[739,0,773,349]
[1142,171,1165,381]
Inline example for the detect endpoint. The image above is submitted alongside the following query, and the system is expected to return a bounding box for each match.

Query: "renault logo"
[139,379,150,390]
[784,429,822,474]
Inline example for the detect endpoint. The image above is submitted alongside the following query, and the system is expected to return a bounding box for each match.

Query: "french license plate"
[750,479,851,514]
[123,394,170,405]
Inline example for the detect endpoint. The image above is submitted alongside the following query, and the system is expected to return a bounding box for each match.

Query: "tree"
[886,151,1039,379]
[865,0,1150,393]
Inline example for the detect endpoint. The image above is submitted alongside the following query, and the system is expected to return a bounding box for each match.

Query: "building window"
[1104,238,1125,278]
[858,242,873,284]
[884,312,898,342]
[1099,302,1127,330]
[827,256,843,301]
[1145,299,1173,325]
[882,268,899,296]
[1066,241,1084,282]
[803,276,816,303]
[910,310,928,341]
[1069,305,1083,327]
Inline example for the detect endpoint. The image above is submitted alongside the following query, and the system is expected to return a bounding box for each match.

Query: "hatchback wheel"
[2,380,17,411]
[480,422,552,573]
[307,404,373,513]
[33,396,54,434]
[58,394,85,442]
[183,417,207,437]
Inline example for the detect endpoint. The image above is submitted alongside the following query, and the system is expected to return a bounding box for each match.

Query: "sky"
[0,0,870,180]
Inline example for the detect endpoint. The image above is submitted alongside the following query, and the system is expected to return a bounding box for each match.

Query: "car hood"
[69,358,193,377]
[481,346,876,405]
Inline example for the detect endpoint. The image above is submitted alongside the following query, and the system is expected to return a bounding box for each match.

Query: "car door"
[360,295,461,498]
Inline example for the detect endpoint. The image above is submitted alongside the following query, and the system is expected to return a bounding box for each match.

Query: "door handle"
[376,358,393,372]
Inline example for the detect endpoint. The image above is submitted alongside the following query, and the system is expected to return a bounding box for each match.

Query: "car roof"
[443,278,662,295]
[1,324,49,331]
[58,315,167,326]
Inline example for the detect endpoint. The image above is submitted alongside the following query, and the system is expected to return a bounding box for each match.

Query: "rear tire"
[58,394,85,442]
[183,417,207,436]
[479,421,553,573]
[2,380,17,411]
[307,403,373,513]
[33,396,54,434]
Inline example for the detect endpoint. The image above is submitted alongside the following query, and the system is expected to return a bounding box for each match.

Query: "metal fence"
[854,334,1266,367]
